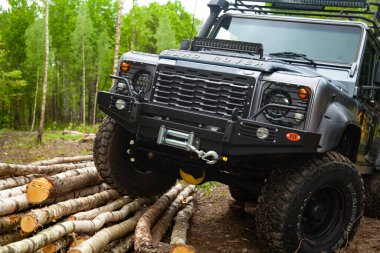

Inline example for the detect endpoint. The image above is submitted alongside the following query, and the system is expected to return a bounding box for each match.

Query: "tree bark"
[29,155,93,166]
[112,0,123,76]
[92,68,100,125]
[82,31,86,124]
[0,185,26,199]
[135,183,185,252]
[37,0,50,143]
[0,162,93,177]
[0,175,41,191]
[151,186,196,242]
[105,235,134,253]
[69,210,145,253]
[20,189,119,233]
[26,171,101,204]
[0,183,110,217]
[68,196,132,221]
[131,0,136,50]
[170,202,194,245]
[42,237,69,253]
[0,212,27,234]
[31,66,39,132]
[0,231,27,246]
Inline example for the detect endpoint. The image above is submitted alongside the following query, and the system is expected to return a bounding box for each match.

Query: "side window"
[359,41,376,87]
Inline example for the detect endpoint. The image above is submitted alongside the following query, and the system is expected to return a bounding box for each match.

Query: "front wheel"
[93,117,177,197]
[255,152,364,253]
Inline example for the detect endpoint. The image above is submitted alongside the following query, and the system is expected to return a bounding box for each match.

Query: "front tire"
[93,117,177,197]
[255,152,364,253]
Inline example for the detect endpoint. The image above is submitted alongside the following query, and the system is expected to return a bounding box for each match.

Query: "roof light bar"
[238,0,366,8]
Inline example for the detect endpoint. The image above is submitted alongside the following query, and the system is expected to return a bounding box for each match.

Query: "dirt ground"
[1,131,380,253]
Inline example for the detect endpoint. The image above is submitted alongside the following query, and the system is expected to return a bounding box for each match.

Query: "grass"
[197,181,220,197]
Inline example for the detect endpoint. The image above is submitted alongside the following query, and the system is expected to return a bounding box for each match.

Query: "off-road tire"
[93,117,177,197]
[364,172,380,218]
[255,152,364,253]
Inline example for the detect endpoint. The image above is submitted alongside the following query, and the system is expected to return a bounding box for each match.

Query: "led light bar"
[240,0,366,8]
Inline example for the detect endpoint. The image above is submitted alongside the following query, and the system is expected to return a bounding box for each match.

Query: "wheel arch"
[317,103,361,162]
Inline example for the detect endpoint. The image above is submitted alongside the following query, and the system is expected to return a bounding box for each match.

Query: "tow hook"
[187,144,219,165]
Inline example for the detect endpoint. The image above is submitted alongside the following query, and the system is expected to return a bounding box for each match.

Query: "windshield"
[214,16,363,64]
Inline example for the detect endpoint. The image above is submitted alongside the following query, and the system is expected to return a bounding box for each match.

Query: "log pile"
[0,156,197,253]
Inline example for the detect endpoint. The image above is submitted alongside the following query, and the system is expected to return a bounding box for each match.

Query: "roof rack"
[228,0,380,36]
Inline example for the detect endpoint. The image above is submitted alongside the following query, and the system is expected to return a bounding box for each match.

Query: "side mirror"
[180,39,190,50]
[375,61,380,85]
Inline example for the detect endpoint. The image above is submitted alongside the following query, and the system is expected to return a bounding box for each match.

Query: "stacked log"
[0,157,197,253]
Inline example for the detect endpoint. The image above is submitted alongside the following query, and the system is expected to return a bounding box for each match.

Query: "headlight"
[263,90,292,120]
[134,72,152,93]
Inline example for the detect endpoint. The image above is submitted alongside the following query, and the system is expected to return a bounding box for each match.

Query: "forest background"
[0,0,201,134]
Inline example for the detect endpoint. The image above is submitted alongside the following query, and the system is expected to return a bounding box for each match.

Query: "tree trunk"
[134,184,183,251]
[68,196,132,221]
[131,0,136,50]
[29,155,93,166]
[31,67,39,132]
[92,68,100,125]
[37,0,50,143]
[112,0,123,76]
[20,189,119,233]
[151,186,196,242]
[0,175,40,191]
[0,162,94,177]
[82,34,86,125]
[26,171,101,204]
[170,202,194,245]
[0,231,27,246]
[69,210,145,253]
[0,183,110,217]
[0,185,26,199]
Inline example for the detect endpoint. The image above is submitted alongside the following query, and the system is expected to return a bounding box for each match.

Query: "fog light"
[294,113,304,122]
[117,82,127,89]
[256,127,269,139]
[115,99,126,110]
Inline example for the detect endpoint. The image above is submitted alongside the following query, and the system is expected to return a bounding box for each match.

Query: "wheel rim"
[302,185,345,244]
[122,138,156,175]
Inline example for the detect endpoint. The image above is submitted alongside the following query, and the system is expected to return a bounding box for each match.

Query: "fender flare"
[317,103,361,153]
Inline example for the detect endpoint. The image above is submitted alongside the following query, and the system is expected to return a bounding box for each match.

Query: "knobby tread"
[93,117,123,193]
[364,172,380,218]
[254,151,364,253]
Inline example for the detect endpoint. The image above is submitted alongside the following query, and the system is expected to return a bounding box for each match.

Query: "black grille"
[152,65,254,118]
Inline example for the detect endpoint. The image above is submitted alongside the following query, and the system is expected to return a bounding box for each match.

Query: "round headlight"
[134,72,152,93]
[256,127,269,139]
[263,90,292,120]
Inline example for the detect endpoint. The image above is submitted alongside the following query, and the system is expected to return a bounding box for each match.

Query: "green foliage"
[0,0,200,130]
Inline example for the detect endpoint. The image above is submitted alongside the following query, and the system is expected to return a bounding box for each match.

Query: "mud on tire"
[93,117,177,197]
[364,172,380,218]
[255,152,364,253]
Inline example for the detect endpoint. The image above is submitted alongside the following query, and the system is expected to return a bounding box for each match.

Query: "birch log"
[0,185,26,199]
[0,175,41,191]
[151,186,196,242]
[29,155,93,166]
[27,171,102,204]
[20,189,119,233]
[42,237,69,253]
[68,196,133,221]
[0,232,27,246]
[68,210,145,253]
[170,202,194,245]
[0,183,110,217]
[0,212,27,234]
[105,235,134,253]
[0,162,93,177]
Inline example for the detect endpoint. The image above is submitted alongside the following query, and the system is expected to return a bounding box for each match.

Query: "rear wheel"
[364,172,380,218]
[255,152,364,253]
[93,117,177,197]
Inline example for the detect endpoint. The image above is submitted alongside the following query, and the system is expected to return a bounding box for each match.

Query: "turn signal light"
[298,88,311,100]
[120,62,130,72]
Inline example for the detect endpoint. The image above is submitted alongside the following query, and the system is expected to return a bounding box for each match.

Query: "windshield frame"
[209,13,366,67]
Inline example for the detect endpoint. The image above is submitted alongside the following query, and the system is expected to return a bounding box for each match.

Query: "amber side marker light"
[298,88,311,100]
[120,62,131,72]
[286,132,301,142]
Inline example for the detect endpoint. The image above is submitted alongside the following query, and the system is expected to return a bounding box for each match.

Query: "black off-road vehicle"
[94,0,380,251]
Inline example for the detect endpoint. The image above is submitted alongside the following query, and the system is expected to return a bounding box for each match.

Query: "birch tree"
[112,0,123,76]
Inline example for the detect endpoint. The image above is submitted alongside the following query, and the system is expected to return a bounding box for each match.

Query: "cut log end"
[170,244,196,253]
[27,178,53,204]
[20,215,38,233]
[42,244,56,253]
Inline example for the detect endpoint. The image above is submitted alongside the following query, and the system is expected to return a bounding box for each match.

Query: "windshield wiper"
[269,52,316,67]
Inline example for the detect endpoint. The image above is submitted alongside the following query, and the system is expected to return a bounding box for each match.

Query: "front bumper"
[98,91,321,156]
